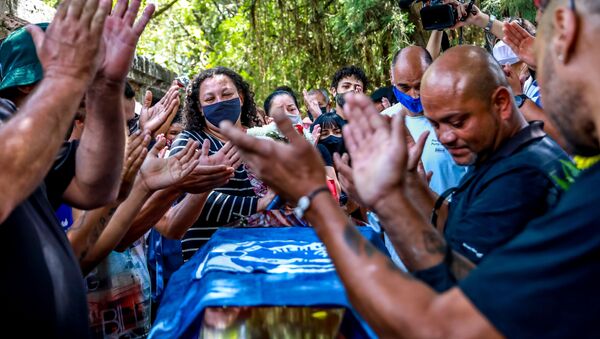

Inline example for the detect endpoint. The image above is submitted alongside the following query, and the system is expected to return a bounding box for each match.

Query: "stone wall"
[0,0,177,99]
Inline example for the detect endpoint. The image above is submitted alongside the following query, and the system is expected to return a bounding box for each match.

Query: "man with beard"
[219,0,600,336]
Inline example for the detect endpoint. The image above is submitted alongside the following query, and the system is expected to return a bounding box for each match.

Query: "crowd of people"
[0,0,598,337]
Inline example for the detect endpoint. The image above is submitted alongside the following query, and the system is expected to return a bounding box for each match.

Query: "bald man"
[220,1,600,336]
[382,46,467,195]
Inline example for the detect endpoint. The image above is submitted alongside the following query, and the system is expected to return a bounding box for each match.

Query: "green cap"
[0,23,48,92]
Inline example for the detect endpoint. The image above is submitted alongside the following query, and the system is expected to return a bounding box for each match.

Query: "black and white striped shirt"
[169,129,258,261]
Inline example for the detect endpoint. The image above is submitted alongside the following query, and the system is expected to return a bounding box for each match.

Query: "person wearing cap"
[0,0,154,337]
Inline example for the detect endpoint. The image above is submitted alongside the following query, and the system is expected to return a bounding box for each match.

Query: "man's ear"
[330,87,337,98]
[492,87,514,122]
[552,6,579,64]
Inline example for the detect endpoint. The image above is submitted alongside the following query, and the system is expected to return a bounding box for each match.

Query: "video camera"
[399,0,475,31]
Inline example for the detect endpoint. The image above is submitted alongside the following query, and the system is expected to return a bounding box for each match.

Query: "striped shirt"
[169,129,258,261]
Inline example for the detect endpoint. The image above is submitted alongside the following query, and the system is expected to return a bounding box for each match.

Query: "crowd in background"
[0,0,599,337]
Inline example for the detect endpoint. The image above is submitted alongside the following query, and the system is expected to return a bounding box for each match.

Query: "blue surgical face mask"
[202,97,241,127]
[287,113,302,125]
[393,86,423,114]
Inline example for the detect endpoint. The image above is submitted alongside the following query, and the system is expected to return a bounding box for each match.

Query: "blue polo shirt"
[443,121,570,263]
[460,161,600,338]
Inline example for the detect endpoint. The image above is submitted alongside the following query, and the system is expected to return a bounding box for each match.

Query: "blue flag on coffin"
[149,227,388,338]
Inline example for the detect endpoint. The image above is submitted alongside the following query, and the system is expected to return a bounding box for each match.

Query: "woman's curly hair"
[183,67,261,131]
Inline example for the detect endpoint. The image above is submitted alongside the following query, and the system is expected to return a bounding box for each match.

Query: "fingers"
[342,124,360,156]
[178,140,199,163]
[130,147,148,176]
[272,111,303,145]
[126,130,145,157]
[55,0,72,20]
[409,131,430,170]
[81,0,100,28]
[143,90,153,109]
[112,0,128,18]
[26,25,45,55]
[67,0,86,20]
[220,121,270,157]
[150,136,167,157]
[391,113,408,159]
[192,165,235,177]
[511,21,530,39]
[201,139,211,157]
[181,160,199,178]
[333,153,352,178]
[133,4,155,37]
[123,0,141,26]
[90,0,111,36]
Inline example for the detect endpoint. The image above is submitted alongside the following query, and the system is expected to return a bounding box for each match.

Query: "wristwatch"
[293,186,330,219]
[485,14,496,32]
[515,94,529,108]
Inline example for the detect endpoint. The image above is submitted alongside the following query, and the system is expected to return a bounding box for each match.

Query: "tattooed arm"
[220,108,502,339]
[304,185,497,338]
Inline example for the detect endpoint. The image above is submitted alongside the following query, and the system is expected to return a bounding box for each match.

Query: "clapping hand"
[220,112,327,203]
[138,136,201,192]
[303,90,324,120]
[117,130,151,201]
[503,21,537,69]
[139,84,181,137]
[27,0,112,85]
[95,0,155,84]
[342,93,431,209]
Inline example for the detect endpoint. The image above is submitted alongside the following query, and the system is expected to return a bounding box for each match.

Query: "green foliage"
[41,0,537,105]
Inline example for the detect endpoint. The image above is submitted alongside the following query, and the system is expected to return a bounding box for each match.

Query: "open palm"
[140,137,200,191]
[503,22,537,69]
[343,95,409,208]
[97,0,155,83]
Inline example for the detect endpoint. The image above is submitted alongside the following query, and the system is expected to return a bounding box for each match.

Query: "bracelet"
[485,14,496,32]
[294,186,330,219]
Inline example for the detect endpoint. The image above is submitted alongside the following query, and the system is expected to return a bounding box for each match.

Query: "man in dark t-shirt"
[218,0,600,337]
[0,0,155,337]
[0,100,89,336]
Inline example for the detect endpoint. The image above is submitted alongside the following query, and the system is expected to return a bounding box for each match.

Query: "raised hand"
[118,130,151,201]
[333,153,367,208]
[203,140,242,169]
[303,90,324,120]
[220,112,327,203]
[139,136,201,192]
[139,84,180,137]
[342,93,411,209]
[95,0,155,83]
[311,124,321,146]
[27,0,112,85]
[175,164,235,194]
[503,22,537,69]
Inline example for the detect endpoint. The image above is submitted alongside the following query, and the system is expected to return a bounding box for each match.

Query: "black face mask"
[319,135,346,157]
[320,106,328,114]
[335,93,347,109]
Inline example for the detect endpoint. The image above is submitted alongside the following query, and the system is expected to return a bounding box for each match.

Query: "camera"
[398,1,474,31]
[420,1,459,30]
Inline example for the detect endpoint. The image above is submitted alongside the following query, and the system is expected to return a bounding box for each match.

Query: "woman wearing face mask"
[166,67,274,261]
[264,90,303,125]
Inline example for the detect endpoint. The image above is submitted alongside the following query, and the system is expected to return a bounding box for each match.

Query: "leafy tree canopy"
[42,0,537,104]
